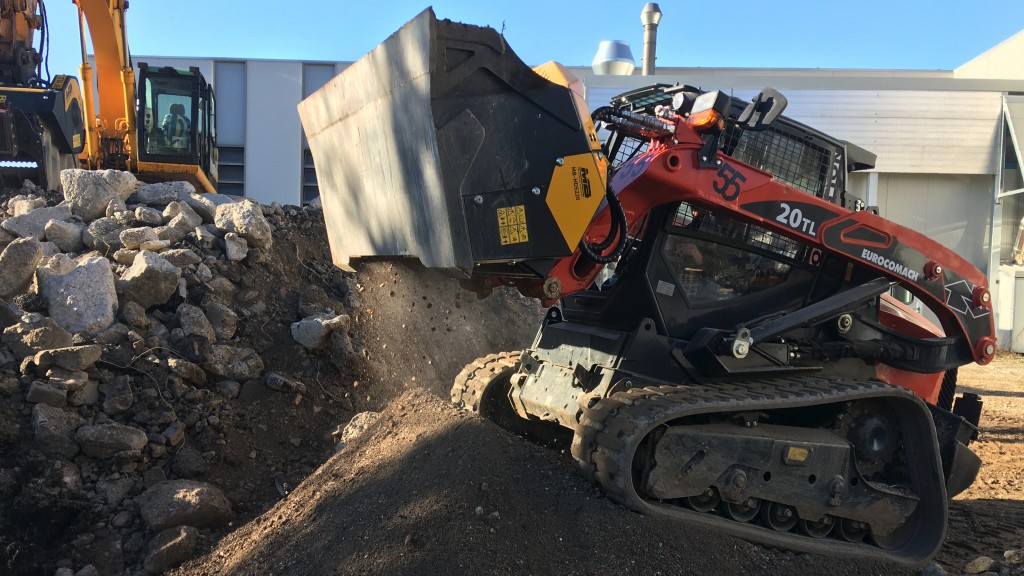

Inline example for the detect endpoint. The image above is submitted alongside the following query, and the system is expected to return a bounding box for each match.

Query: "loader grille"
[720,124,832,198]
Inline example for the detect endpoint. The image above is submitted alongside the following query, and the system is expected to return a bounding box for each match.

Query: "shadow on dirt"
[175,390,914,576]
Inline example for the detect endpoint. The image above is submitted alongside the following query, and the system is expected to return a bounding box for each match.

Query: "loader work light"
[686,90,730,133]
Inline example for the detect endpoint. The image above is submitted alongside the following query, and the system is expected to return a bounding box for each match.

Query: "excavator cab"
[135,63,218,191]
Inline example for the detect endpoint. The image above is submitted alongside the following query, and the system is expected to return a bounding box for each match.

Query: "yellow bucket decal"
[546,153,608,251]
[497,205,529,246]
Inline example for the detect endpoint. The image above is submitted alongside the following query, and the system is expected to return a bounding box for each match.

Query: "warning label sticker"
[497,205,529,246]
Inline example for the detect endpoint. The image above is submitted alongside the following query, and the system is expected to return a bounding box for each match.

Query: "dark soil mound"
[173,389,910,576]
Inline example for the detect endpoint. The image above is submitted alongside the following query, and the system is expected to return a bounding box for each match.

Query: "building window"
[302,148,319,204]
[218,146,245,196]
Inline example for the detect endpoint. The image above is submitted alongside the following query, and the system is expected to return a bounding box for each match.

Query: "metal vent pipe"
[640,3,662,76]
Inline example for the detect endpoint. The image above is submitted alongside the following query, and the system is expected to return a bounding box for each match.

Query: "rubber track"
[450,351,520,413]
[570,375,945,568]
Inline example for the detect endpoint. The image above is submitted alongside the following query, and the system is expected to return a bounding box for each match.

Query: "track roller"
[760,502,798,532]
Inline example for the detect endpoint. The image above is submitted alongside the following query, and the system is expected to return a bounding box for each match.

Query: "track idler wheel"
[799,516,835,539]
[760,502,798,532]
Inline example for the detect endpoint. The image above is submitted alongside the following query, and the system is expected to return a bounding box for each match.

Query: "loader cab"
[136,63,218,193]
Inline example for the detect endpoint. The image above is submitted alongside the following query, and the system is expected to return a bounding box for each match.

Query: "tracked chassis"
[453,347,964,566]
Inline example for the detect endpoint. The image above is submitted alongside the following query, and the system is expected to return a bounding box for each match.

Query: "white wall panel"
[245,61,303,205]
[214,61,246,146]
[876,173,994,272]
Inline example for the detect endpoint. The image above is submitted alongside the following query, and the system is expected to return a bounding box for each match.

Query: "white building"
[135,29,1024,350]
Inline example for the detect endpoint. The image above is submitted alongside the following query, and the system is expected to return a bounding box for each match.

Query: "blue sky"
[41,0,1024,82]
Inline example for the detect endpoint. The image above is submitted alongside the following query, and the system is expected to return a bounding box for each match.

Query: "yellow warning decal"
[546,152,608,251]
[497,205,529,246]
[73,133,82,149]
[0,95,6,105]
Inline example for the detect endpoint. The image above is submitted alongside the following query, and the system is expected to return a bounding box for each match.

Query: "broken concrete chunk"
[82,217,125,253]
[134,181,194,207]
[113,248,140,265]
[183,192,234,224]
[143,525,199,574]
[120,300,150,329]
[68,378,99,406]
[119,227,159,250]
[203,345,264,380]
[32,403,83,459]
[0,227,14,249]
[204,302,237,340]
[160,248,202,268]
[1,205,72,240]
[61,169,138,221]
[0,237,44,297]
[156,212,195,245]
[139,239,171,252]
[177,303,216,342]
[26,380,68,407]
[290,312,351,351]
[9,195,46,216]
[167,357,207,385]
[38,256,118,335]
[194,225,217,249]
[33,344,102,371]
[138,479,232,532]
[46,367,89,391]
[134,206,164,225]
[163,201,203,229]
[75,421,147,458]
[1,315,74,358]
[214,199,272,250]
[161,421,186,446]
[100,376,133,415]
[223,232,248,261]
[44,219,86,253]
[106,196,128,217]
[117,251,181,309]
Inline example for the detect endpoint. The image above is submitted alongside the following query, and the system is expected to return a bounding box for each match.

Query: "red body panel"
[876,294,945,402]
[544,123,995,366]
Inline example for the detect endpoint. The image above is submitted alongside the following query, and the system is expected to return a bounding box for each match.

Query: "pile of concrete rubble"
[0,171,354,575]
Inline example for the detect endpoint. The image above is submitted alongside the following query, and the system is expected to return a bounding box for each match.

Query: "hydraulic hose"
[579,186,629,264]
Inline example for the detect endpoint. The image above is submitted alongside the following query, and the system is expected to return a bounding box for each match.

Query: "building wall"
[244,61,303,206]
[874,173,994,271]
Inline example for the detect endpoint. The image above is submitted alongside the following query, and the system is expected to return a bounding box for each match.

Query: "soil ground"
[174,353,1024,576]
[937,353,1024,571]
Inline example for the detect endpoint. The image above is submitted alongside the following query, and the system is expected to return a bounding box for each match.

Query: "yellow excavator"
[0,0,217,192]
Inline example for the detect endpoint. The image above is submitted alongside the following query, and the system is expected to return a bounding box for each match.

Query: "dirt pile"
[0,174,542,576]
[172,388,907,576]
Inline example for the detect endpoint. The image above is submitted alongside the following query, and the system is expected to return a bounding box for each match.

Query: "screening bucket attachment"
[298,8,606,276]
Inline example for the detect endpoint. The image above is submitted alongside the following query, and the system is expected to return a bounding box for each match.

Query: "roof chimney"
[592,40,636,76]
[640,3,662,76]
